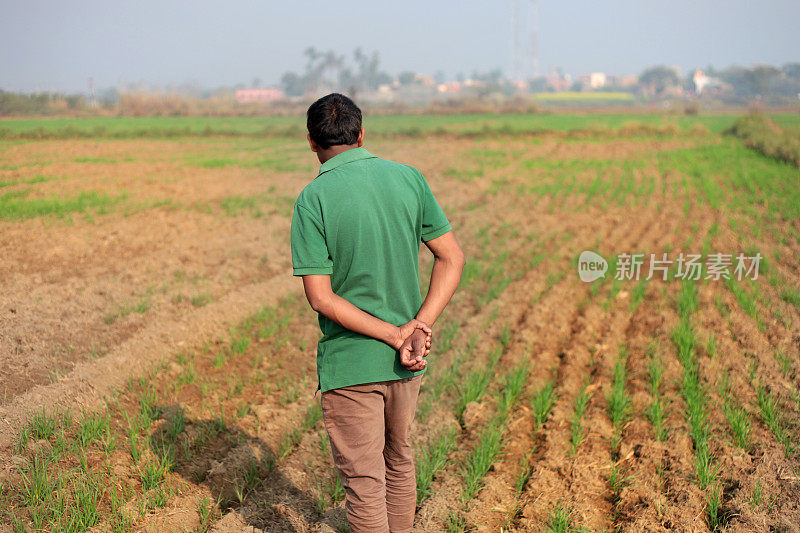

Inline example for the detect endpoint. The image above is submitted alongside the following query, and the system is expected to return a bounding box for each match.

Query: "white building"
[693,69,710,95]
[589,72,607,89]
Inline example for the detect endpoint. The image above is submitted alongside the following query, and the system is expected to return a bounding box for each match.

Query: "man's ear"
[307,134,319,153]
[356,127,365,147]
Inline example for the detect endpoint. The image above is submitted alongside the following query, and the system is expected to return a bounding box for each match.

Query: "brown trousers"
[321,375,422,533]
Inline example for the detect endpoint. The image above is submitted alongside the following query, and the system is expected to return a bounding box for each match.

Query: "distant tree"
[375,71,392,88]
[639,66,681,96]
[300,47,320,93]
[65,94,83,109]
[338,67,357,92]
[278,46,393,95]
[302,47,324,93]
[278,47,345,96]
[251,77,261,88]
[771,63,800,98]
[783,63,800,80]
[280,72,305,97]
[471,69,503,83]
[398,71,416,85]
[719,65,781,97]
[491,69,503,83]
[684,71,696,93]
[751,65,781,95]
[98,87,119,105]
[352,48,391,91]
[324,50,345,81]
[0,90,86,116]
[529,76,548,92]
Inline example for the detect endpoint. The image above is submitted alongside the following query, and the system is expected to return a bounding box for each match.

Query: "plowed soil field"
[1,114,799,532]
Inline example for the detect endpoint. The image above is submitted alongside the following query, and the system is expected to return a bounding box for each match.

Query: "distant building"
[589,72,606,89]
[693,69,710,95]
[235,88,285,103]
[610,75,639,88]
[691,69,730,97]
[544,73,570,92]
[437,82,462,93]
[414,74,436,87]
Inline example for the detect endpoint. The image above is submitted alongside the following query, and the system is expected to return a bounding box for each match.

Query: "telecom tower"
[511,0,539,82]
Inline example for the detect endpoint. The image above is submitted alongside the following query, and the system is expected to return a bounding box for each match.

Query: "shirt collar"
[317,147,376,176]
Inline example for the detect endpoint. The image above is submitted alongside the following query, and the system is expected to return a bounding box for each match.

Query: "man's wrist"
[415,316,433,329]
[386,324,403,350]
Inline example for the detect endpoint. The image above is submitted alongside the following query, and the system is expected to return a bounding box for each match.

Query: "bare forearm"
[313,292,399,347]
[416,256,464,327]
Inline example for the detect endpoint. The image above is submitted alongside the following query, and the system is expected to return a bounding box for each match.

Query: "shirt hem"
[320,368,426,393]
[293,267,333,276]
[421,223,452,242]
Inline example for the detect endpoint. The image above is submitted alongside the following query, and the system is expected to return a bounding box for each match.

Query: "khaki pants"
[321,375,422,533]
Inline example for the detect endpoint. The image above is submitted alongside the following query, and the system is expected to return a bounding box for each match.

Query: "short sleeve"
[419,174,452,242]
[290,202,334,276]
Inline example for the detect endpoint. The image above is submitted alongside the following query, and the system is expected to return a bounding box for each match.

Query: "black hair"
[306,93,362,149]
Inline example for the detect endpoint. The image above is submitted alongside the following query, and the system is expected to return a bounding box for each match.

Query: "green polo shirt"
[290,147,451,392]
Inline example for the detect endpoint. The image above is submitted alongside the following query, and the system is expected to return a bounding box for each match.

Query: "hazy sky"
[2,0,799,93]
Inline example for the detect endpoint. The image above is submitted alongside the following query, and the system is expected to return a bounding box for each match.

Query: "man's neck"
[317,144,360,165]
